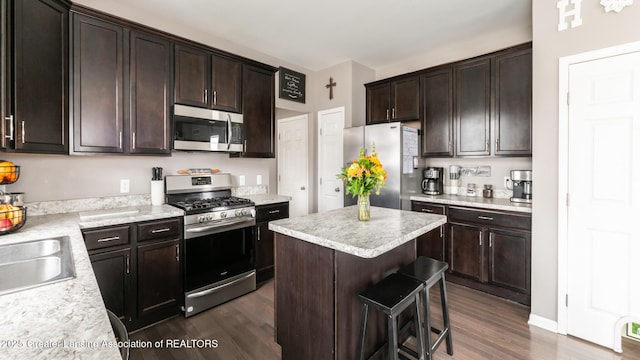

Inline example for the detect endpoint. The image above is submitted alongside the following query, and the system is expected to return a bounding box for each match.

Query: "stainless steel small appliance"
[172,104,244,152]
[422,167,444,195]
[165,173,256,317]
[510,170,532,203]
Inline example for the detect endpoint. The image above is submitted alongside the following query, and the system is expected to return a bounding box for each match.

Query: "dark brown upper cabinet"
[455,57,492,156]
[418,43,532,158]
[129,31,171,154]
[239,64,275,158]
[420,67,454,157]
[492,46,532,156]
[72,11,172,155]
[2,0,69,154]
[366,76,419,124]
[72,14,124,153]
[174,44,242,113]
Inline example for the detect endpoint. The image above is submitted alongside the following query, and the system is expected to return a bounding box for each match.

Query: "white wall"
[531,2,640,323]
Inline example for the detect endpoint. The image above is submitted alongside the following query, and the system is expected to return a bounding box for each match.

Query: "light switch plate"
[239,175,246,186]
[257,175,262,185]
[120,179,130,193]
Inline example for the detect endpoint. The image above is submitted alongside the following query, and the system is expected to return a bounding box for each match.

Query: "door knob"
[334,187,340,192]
[300,186,306,190]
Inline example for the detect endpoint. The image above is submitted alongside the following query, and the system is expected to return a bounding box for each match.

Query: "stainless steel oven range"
[165,173,256,317]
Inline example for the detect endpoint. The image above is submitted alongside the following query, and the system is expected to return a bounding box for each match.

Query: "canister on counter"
[483,184,493,198]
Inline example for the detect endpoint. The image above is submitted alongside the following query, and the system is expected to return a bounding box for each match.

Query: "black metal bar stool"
[398,257,453,360]
[357,273,426,360]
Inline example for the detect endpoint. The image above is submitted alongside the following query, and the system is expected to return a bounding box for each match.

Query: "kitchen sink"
[0,236,76,295]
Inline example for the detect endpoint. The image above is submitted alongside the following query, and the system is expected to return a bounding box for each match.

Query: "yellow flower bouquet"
[337,145,386,220]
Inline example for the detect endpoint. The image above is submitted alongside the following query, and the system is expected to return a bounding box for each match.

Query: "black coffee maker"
[422,167,444,195]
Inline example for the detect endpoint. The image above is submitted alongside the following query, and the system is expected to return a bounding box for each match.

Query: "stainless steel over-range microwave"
[173,104,244,152]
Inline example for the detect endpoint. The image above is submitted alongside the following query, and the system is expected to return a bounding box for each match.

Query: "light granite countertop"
[243,193,291,206]
[0,204,183,360]
[268,206,447,258]
[410,194,532,213]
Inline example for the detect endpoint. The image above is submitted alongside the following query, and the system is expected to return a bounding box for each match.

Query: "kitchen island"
[268,206,447,360]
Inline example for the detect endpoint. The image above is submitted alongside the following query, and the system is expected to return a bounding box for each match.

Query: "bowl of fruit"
[0,203,26,235]
[0,160,20,185]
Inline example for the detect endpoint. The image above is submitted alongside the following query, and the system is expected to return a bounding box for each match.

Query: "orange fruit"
[0,160,17,183]
[0,204,21,225]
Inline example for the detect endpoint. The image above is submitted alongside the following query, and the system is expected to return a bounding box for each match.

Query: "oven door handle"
[226,113,232,151]
[186,217,255,234]
[186,272,255,299]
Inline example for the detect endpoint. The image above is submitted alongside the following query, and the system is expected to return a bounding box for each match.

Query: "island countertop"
[268,205,447,258]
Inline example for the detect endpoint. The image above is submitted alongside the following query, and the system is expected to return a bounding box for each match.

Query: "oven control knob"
[220,212,227,219]
[197,215,206,223]
[206,214,213,221]
[241,209,248,215]
[235,210,242,216]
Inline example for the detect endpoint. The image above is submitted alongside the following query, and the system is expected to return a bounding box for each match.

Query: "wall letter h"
[557,0,583,31]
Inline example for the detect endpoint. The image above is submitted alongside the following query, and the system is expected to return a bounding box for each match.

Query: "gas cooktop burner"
[171,196,253,212]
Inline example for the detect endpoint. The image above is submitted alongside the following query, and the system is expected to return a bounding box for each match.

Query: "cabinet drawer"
[137,218,182,242]
[83,225,131,251]
[256,203,289,222]
[448,206,531,231]
[411,201,445,215]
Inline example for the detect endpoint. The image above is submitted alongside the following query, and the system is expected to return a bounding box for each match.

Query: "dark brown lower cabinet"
[255,202,289,283]
[89,247,131,319]
[412,200,531,305]
[84,217,183,331]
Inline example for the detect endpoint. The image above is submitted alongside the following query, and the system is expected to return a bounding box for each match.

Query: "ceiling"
[75,0,532,71]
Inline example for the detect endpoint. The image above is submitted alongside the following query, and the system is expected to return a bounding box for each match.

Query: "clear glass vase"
[357,194,371,221]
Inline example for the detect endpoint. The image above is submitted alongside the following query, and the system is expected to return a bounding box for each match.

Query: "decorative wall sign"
[279,67,306,103]
[557,0,583,31]
[600,0,634,12]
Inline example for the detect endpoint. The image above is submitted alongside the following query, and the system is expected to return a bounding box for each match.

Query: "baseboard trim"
[528,314,558,333]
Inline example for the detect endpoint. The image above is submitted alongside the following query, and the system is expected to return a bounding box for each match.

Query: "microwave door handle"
[227,114,232,150]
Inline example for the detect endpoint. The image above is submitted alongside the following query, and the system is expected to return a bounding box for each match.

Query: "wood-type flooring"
[130,279,640,359]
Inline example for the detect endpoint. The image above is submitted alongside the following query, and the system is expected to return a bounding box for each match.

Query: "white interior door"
[277,115,309,217]
[317,107,344,213]
[566,50,640,350]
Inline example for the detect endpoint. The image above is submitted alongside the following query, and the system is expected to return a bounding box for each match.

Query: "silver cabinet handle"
[479,233,482,246]
[489,233,493,248]
[495,139,499,152]
[4,115,14,140]
[97,236,120,243]
[213,90,217,105]
[268,209,280,214]
[244,139,247,152]
[485,141,489,152]
[21,121,25,144]
[151,227,171,234]
[226,113,232,150]
[478,216,494,221]
[257,226,261,241]
[132,132,136,149]
[392,108,396,119]
[126,253,130,274]
[204,89,208,103]
[334,187,340,192]
[119,131,123,149]
[386,109,390,120]
[421,208,434,213]
[440,225,444,238]
[175,243,180,261]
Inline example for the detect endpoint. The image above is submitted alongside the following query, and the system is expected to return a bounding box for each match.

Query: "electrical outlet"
[239,175,246,186]
[256,175,262,185]
[503,176,512,189]
[120,179,130,193]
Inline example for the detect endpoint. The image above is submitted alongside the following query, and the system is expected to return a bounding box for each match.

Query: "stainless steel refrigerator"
[343,123,420,210]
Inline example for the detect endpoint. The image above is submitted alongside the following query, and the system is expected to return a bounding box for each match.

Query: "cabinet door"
[366,82,390,124]
[488,228,530,295]
[211,54,242,113]
[455,58,491,156]
[421,67,454,157]
[90,247,131,319]
[449,223,485,282]
[174,44,209,108]
[241,65,275,157]
[493,47,532,156]
[129,31,171,154]
[137,238,181,318]
[72,14,124,153]
[12,0,68,153]
[256,222,274,277]
[417,225,445,262]
[390,76,419,121]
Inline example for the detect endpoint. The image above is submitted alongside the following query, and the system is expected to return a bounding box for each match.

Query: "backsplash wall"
[2,152,276,202]
[423,157,533,194]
